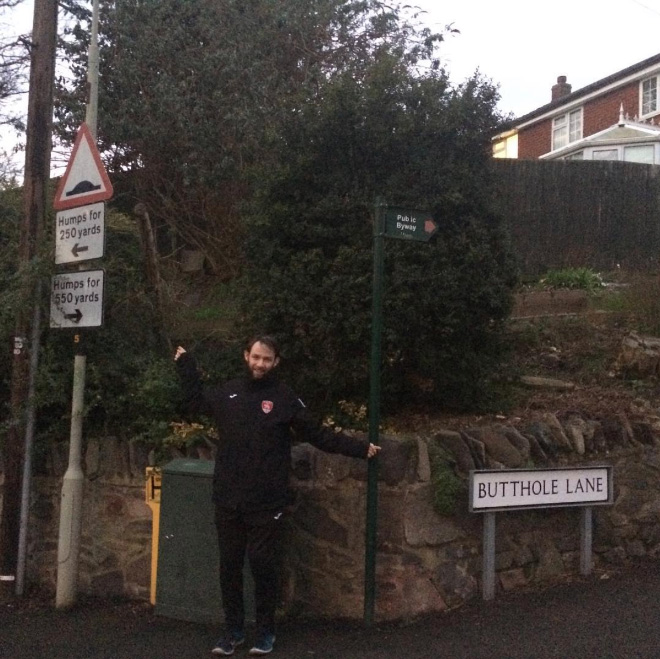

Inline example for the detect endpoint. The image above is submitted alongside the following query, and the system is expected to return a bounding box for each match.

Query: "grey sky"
[416,0,660,117]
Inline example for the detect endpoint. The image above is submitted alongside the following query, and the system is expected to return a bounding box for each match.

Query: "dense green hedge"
[238,65,518,411]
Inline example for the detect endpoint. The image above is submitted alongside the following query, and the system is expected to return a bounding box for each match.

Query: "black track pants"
[214,506,284,636]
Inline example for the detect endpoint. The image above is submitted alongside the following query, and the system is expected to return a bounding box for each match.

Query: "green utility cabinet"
[154,458,254,624]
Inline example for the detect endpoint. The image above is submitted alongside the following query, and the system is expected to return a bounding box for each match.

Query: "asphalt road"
[2,560,660,658]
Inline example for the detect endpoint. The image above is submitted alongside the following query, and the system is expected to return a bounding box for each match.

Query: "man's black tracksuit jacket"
[176,352,370,511]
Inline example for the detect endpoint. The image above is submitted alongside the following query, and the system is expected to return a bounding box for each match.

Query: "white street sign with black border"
[469,466,613,512]
[50,270,105,329]
[55,202,105,264]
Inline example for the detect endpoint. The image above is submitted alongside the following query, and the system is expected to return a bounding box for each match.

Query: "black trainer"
[211,630,245,656]
[249,632,275,655]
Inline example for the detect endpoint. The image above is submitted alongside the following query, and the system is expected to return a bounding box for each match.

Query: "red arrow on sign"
[53,123,113,210]
[424,218,438,235]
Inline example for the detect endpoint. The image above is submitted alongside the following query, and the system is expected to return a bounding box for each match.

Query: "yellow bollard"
[145,467,162,605]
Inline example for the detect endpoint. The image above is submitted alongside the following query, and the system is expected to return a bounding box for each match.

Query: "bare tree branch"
[0,0,30,127]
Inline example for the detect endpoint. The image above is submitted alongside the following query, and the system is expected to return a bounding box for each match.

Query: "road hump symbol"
[53,123,113,210]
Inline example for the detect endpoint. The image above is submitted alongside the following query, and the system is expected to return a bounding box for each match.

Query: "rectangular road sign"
[384,207,438,242]
[55,202,105,264]
[469,466,613,512]
[50,269,105,329]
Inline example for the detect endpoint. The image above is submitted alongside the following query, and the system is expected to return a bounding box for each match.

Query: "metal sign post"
[364,201,438,625]
[53,210,108,609]
[54,0,105,608]
[364,200,385,626]
[55,352,86,608]
[482,512,496,601]
[580,507,593,576]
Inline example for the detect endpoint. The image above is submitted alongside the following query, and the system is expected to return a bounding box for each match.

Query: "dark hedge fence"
[491,159,660,275]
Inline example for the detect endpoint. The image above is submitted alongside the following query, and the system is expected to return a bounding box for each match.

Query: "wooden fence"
[491,159,660,275]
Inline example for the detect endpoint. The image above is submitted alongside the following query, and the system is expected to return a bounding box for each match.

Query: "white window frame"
[623,144,655,164]
[641,75,659,117]
[492,140,506,157]
[592,148,619,161]
[552,108,583,151]
[561,143,657,163]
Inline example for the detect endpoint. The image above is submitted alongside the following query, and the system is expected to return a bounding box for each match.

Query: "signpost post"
[364,201,438,625]
[364,200,385,626]
[54,0,105,609]
[53,121,112,609]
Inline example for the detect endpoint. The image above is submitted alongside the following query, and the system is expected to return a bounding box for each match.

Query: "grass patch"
[539,267,603,292]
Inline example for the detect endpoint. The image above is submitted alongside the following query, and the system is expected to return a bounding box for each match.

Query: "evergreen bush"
[239,64,518,411]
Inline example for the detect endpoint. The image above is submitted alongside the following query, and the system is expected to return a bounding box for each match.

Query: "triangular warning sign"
[53,123,113,210]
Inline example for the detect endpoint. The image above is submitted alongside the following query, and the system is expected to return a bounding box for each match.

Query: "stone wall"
[283,413,660,621]
[4,409,660,622]
[26,437,154,600]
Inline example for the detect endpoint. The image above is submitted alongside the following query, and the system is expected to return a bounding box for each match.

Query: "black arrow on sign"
[64,309,83,323]
[71,243,89,258]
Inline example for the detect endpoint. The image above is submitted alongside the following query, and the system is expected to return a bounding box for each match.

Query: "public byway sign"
[53,123,113,211]
[384,207,438,242]
[50,270,105,329]
[55,202,105,264]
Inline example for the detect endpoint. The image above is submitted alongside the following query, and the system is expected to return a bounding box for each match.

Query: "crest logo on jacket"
[262,400,273,414]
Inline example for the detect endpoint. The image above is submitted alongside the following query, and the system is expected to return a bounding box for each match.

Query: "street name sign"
[50,269,105,329]
[469,466,613,513]
[53,123,113,211]
[55,202,105,264]
[384,207,438,242]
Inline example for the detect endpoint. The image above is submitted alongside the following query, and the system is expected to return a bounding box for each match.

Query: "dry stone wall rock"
[615,332,660,378]
[6,412,660,622]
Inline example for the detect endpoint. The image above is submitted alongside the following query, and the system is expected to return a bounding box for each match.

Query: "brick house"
[493,53,660,162]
